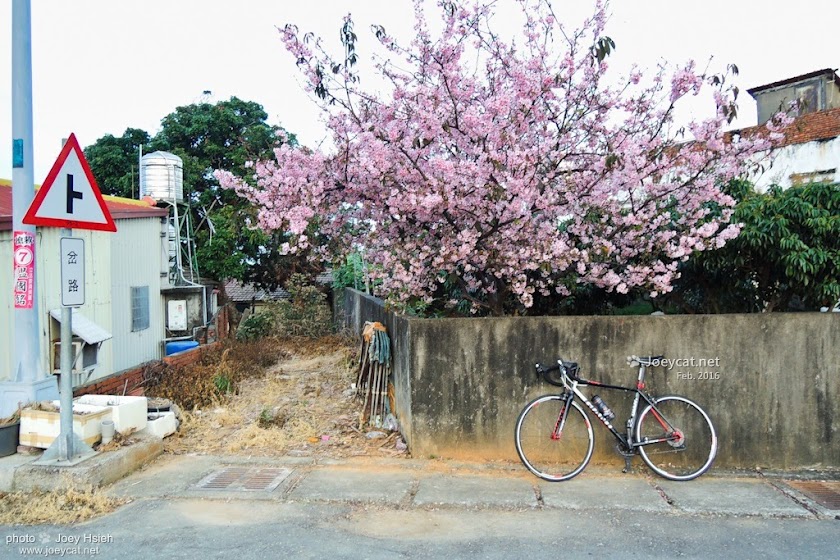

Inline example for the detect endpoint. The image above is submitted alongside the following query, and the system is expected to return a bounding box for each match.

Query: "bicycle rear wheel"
[515,395,594,481]
[635,395,717,481]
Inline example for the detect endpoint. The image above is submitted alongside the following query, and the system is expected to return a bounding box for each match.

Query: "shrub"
[145,340,289,410]
[235,312,275,341]
[270,274,334,338]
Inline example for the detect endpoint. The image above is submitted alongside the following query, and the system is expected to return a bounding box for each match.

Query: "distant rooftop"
[747,68,840,125]
[747,68,840,97]
[223,279,290,303]
[224,273,334,304]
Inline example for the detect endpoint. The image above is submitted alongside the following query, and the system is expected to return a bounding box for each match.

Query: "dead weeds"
[163,335,408,459]
[0,485,129,525]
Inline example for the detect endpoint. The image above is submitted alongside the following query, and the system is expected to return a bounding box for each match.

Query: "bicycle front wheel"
[515,395,594,481]
[635,395,717,481]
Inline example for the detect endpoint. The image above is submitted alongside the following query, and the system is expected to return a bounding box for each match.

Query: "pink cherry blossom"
[216,0,788,316]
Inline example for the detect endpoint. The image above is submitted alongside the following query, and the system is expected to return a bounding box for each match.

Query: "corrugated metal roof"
[0,180,168,231]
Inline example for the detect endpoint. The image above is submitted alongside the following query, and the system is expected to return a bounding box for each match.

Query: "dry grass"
[0,485,128,525]
[164,335,408,459]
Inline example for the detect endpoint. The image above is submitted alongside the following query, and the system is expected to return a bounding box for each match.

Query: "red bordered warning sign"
[23,133,116,232]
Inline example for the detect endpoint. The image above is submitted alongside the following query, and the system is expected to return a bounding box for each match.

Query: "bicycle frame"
[554,361,677,453]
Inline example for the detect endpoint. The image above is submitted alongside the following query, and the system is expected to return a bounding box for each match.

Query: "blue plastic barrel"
[165,340,199,356]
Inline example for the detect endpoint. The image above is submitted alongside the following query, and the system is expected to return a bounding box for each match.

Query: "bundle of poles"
[356,321,391,430]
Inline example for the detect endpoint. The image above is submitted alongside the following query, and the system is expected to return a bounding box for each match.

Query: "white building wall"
[750,136,840,192]
[0,228,113,384]
[1,215,165,385]
[109,216,166,373]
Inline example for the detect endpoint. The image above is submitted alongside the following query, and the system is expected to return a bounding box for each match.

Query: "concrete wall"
[753,75,831,125]
[342,289,840,472]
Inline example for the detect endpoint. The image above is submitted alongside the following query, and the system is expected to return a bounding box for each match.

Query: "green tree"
[83,97,320,288]
[150,96,284,207]
[192,204,323,290]
[666,180,840,313]
[84,128,150,198]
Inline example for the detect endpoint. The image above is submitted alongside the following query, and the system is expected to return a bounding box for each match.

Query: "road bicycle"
[514,355,717,482]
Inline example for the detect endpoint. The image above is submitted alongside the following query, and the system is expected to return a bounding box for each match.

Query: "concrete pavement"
[104,453,839,520]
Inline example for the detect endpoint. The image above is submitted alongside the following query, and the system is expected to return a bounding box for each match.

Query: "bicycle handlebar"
[535,360,578,387]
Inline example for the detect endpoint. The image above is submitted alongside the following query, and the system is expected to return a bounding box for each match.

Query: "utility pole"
[1,0,59,416]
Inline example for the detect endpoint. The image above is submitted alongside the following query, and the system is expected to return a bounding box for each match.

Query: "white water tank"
[141,151,184,202]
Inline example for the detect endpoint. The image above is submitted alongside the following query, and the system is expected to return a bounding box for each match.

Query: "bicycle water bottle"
[592,395,616,421]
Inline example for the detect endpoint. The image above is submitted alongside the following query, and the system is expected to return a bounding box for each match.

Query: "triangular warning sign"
[23,133,116,232]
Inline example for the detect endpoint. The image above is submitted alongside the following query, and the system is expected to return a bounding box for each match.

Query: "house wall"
[750,136,840,192]
[1,216,166,387]
[109,217,166,373]
[162,289,204,336]
[754,75,840,124]
[342,289,840,472]
[0,228,113,384]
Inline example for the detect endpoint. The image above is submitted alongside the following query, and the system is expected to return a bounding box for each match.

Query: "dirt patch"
[163,336,408,459]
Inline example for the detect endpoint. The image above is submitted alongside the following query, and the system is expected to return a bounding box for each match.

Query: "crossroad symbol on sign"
[23,133,116,232]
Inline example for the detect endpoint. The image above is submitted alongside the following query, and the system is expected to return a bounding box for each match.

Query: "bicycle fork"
[551,392,574,440]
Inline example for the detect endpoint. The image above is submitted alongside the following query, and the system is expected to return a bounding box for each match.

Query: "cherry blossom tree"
[217,0,788,316]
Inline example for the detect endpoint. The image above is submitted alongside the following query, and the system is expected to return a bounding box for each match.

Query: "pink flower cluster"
[217,0,785,315]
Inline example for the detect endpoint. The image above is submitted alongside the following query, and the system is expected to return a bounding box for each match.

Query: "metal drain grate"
[194,467,291,492]
[786,481,840,510]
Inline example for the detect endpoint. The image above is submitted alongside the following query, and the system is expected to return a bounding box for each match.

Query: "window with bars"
[131,286,150,332]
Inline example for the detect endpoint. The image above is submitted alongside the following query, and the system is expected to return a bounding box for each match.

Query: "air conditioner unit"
[52,340,98,374]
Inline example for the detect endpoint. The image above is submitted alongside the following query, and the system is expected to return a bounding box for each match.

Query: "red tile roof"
[732,107,840,148]
[778,107,840,145]
[0,180,168,231]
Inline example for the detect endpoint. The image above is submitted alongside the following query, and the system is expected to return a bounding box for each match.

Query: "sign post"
[23,133,115,464]
[60,237,85,307]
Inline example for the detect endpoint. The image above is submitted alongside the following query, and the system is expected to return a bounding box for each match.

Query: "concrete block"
[75,394,148,434]
[144,411,177,438]
[289,468,414,504]
[13,431,163,491]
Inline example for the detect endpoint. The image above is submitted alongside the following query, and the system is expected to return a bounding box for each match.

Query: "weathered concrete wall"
[342,290,840,472]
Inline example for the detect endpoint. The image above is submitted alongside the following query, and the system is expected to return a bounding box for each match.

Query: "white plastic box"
[20,404,112,448]
[74,395,148,434]
[145,411,177,438]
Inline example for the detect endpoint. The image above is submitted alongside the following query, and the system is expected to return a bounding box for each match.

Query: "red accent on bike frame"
[551,405,566,440]
[651,407,670,432]
[637,381,645,390]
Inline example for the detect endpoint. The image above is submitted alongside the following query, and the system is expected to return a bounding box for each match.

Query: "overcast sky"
[2,0,838,184]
